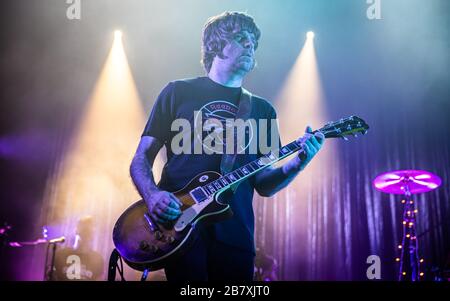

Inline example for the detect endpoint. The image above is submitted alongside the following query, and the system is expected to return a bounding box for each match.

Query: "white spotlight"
[114,30,122,39]
[306,31,315,39]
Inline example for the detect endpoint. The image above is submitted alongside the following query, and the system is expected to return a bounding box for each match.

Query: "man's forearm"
[254,156,303,197]
[130,154,160,201]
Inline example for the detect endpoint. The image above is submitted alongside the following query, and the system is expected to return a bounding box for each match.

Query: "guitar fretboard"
[201,139,303,195]
[198,115,369,196]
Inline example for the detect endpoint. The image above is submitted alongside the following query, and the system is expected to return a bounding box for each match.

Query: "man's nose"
[243,39,254,49]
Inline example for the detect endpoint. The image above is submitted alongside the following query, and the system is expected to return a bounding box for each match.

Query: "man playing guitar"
[129,11,325,281]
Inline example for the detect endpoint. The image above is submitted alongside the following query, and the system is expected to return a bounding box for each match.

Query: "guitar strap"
[220,87,253,193]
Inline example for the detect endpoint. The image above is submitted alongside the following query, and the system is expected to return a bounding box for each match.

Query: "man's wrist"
[143,187,161,201]
[282,157,303,176]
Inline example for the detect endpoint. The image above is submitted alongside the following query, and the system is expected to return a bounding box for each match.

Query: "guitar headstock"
[316,116,369,140]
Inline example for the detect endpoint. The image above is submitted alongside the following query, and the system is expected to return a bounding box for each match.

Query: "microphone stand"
[9,236,66,281]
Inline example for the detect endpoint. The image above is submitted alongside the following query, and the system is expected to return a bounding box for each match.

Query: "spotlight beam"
[114,30,122,40]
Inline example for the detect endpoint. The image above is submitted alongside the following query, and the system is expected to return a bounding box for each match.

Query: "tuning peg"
[341,136,349,141]
[362,130,368,135]
[352,133,358,138]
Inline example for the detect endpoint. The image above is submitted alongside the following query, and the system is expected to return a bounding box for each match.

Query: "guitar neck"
[200,137,311,196]
[199,115,370,196]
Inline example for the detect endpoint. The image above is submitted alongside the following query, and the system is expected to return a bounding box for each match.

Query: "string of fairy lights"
[395,191,424,281]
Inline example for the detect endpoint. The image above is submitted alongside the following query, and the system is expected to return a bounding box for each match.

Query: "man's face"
[220,30,257,74]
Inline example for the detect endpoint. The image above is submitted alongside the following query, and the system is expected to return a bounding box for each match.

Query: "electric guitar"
[112,116,369,271]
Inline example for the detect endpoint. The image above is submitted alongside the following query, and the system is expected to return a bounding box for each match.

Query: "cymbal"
[373,169,441,195]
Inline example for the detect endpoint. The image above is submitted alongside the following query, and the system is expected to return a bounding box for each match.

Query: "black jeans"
[164,226,255,281]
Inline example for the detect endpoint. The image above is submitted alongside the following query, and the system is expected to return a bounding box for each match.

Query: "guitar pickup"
[189,187,208,203]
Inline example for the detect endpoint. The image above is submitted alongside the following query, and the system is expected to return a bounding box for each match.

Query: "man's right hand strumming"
[145,190,183,224]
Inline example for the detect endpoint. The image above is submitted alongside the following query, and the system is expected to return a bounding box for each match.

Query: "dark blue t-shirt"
[142,76,280,253]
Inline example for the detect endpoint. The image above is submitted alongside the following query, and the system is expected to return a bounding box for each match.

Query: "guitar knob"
[150,245,159,253]
[166,236,175,244]
[154,230,163,240]
[139,241,150,251]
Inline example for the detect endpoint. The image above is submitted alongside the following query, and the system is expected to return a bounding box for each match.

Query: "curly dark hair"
[201,11,261,73]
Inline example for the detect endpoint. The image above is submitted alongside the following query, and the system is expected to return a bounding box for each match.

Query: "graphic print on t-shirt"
[194,100,254,154]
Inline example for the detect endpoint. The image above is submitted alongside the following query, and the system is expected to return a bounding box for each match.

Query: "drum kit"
[373,169,442,281]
